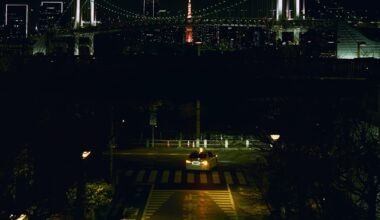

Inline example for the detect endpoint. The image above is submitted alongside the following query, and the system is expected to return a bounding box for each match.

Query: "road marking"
[174,170,182,183]
[141,184,154,220]
[187,172,194,184]
[125,170,134,176]
[148,170,158,183]
[142,189,174,220]
[161,170,170,183]
[236,171,247,185]
[212,171,221,184]
[207,189,238,220]
[200,172,208,184]
[224,171,234,184]
[136,170,145,182]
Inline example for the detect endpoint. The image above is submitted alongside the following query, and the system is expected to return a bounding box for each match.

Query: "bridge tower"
[277,0,305,21]
[74,0,81,29]
[295,0,300,19]
[74,0,96,29]
[276,0,283,21]
[90,0,96,26]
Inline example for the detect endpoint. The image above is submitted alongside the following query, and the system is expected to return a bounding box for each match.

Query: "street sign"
[150,112,157,126]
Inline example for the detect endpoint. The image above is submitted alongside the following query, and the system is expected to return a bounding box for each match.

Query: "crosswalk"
[142,189,238,220]
[142,190,175,219]
[122,169,248,185]
[207,189,238,220]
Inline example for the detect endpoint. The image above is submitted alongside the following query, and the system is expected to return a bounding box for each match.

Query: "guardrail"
[126,139,269,149]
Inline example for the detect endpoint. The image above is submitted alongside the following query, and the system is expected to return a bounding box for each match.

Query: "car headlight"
[186,160,191,164]
[201,161,208,166]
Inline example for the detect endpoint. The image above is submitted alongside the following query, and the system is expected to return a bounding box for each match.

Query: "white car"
[185,150,217,171]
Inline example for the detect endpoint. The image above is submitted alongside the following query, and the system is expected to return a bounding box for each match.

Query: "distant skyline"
[0,0,379,24]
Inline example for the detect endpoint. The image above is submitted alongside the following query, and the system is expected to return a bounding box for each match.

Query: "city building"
[5,4,29,38]
[38,1,63,32]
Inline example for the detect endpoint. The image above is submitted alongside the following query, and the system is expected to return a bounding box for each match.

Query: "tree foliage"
[66,181,112,220]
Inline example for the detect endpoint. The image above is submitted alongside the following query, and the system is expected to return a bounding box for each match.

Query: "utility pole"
[150,111,157,147]
[109,105,116,195]
[152,0,155,17]
[196,99,200,148]
[151,125,155,147]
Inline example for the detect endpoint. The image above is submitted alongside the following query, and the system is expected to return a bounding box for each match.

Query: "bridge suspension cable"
[54,0,75,27]
[96,0,189,20]
[192,0,228,15]
[95,2,139,19]
[97,0,142,17]
[194,0,249,18]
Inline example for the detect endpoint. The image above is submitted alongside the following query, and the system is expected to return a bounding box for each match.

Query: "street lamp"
[76,149,92,220]
[270,134,281,142]
[269,134,281,149]
[82,151,91,159]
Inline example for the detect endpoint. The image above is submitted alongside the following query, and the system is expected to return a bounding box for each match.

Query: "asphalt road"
[107,149,260,220]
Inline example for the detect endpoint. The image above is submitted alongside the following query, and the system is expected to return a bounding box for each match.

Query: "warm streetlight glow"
[270,134,281,141]
[82,151,91,159]
[199,147,204,153]
[16,214,28,220]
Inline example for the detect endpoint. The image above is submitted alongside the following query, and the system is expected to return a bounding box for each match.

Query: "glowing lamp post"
[77,149,92,220]
[270,134,280,149]
[82,151,91,159]
[270,134,281,142]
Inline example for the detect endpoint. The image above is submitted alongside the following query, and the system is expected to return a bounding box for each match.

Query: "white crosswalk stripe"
[236,171,247,185]
[187,172,195,184]
[136,170,145,182]
[125,170,134,176]
[207,190,238,220]
[128,169,248,185]
[224,171,234,184]
[200,172,208,184]
[142,190,175,220]
[212,171,221,184]
[174,170,182,183]
[161,170,170,183]
[148,170,158,183]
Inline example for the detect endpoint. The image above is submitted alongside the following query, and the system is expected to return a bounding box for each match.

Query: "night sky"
[0,0,378,25]
[1,0,378,14]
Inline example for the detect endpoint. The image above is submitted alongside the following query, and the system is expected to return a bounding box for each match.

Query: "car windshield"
[189,152,208,159]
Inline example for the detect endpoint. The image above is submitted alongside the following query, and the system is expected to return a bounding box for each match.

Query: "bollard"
[246,140,250,148]
[225,139,228,148]
[204,139,207,148]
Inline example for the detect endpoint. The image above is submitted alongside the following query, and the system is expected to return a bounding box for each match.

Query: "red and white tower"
[185,0,193,43]
[187,0,192,19]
